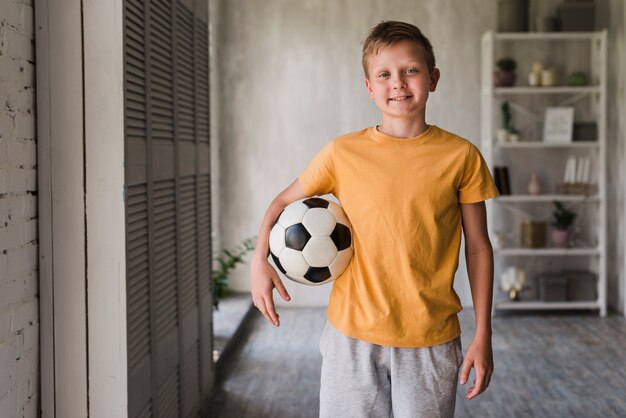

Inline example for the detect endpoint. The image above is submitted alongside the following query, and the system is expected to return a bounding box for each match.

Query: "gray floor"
[213,292,254,362]
[206,307,626,418]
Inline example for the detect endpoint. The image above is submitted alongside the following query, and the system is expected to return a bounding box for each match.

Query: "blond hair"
[362,20,436,79]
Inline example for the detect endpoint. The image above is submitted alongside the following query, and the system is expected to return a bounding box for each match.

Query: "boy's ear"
[365,78,374,99]
[429,68,441,92]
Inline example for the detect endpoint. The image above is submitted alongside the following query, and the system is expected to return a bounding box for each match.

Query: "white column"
[84,0,128,416]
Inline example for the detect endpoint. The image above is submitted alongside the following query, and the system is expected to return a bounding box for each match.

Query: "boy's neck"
[376,117,430,139]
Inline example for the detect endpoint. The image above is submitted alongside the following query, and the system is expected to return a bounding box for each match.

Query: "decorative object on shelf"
[493,166,511,195]
[528,62,559,87]
[558,0,595,32]
[212,236,257,310]
[566,71,589,86]
[556,156,594,194]
[565,270,598,301]
[493,230,505,249]
[494,58,517,87]
[501,101,511,130]
[543,107,574,143]
[550,201,576,248]
[507,128,520,142]
[500,266,527,301]
[528,61,543,86]
[497,101,521,142]
[537,270,597,301]
[540,68,557,86]
[572,122,597,141]
[537,273,568,301]
[527,171,541,195]
[521,221,546,248]
[497,0,529,32]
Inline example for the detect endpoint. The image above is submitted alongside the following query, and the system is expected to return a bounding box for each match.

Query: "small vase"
[494,69,517,87]
[551,229,571,248]
[527,171,541,195]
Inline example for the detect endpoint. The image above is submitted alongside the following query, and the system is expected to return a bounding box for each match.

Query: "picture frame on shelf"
[543,107,574,143]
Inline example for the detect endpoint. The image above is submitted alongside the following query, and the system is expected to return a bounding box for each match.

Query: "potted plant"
[212,236,257,310]
[551,201,576,248]
[494,57,517,87]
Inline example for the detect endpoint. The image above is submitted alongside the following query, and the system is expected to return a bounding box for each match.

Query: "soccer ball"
[269,197,353,286]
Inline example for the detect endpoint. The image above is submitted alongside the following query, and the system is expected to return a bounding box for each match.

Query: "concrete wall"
[214,0,626,312]
[0,0,39,416]
[214,0,495,306]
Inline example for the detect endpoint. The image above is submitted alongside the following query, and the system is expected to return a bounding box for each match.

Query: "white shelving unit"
[481,30,607,317]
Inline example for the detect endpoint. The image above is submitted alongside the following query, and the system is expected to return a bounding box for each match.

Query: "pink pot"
[494,69,517,87]
[551,229,571,248]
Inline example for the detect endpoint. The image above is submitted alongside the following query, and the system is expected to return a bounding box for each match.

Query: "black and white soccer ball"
[269,197,353,286]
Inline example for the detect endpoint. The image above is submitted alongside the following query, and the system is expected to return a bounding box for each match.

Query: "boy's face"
[365,40,440,122]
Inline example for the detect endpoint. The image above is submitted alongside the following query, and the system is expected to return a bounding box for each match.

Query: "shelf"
[494,300,600,310]
[494,141,599,148]
[496,194,599,202]
[494,86,600,95]
[482,30,607,317]
[493,32,601,41]
[495,248,600,256]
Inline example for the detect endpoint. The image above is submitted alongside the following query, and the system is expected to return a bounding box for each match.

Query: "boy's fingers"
[485,370,492,388]
[467,373,485,399]
[459,360,472,385]
[272,277,291,301]
[263,296,280,326]
[255,298,271,323]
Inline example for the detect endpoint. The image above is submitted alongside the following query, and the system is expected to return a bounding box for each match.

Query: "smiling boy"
[250,20,499,417]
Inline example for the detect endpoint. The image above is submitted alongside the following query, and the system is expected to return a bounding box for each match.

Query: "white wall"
[0,0,39,416]
[214,0,495,306]
[215,0,625,312]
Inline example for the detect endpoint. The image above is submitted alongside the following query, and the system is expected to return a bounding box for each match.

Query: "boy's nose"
[392,76,407,89]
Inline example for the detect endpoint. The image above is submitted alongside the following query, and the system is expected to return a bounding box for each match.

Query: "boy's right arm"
[250,178,309,327]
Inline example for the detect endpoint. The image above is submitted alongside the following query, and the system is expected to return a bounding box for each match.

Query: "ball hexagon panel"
[330,223,352,251]
[304,266,332,283]
[269,223,286,255]
[285,274,313,286]
[270,253,287,275]
[302,236,337,267]
[278,248,309,277]
[302,197,329,209]
[277,201,308,228]
[302,207,336,236]
[285,223,310,250]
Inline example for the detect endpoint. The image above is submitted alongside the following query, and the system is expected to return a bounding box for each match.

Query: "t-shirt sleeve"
[297,140,336,197]
[458,143,500,203]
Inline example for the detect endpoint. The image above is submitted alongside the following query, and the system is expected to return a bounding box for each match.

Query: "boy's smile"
[365,40,440,131]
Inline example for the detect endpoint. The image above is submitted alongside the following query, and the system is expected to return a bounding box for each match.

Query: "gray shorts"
[319,320,463,418]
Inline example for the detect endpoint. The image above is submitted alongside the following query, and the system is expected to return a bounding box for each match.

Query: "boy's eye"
[378,72,389,78]
[406,68,418,74]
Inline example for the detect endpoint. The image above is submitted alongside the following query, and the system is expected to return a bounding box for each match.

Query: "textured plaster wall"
[212,0,625,312]
[213,0,495,307]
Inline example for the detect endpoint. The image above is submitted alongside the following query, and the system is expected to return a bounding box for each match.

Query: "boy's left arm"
[459,201,494,400]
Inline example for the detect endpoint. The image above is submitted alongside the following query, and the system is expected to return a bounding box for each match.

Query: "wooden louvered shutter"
[124,0,212,416]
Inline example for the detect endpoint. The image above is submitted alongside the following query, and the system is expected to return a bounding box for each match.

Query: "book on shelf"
[493,166,510,195]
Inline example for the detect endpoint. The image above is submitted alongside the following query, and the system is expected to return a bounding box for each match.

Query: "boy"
[250,20,498,417]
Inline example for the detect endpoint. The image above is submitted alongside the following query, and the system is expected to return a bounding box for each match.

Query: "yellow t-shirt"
[297,124,499,348]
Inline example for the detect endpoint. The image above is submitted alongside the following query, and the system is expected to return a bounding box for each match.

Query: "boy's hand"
[250,256,291,327]
[459,332,493,400]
